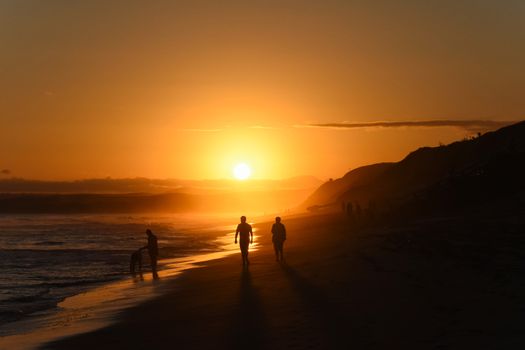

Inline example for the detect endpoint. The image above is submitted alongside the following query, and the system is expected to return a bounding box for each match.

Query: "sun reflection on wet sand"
[0,229,259,350]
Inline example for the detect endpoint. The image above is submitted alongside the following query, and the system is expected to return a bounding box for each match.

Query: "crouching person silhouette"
[130,248,143,274]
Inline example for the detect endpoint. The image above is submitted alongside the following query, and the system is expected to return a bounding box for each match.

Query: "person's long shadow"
[230,267,268,349]
[279,262,370,348]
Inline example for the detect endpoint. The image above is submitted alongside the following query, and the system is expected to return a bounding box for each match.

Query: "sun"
[233,163,252,180]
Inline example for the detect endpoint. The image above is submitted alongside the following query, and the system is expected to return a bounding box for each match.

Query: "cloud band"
[308,119,519,133]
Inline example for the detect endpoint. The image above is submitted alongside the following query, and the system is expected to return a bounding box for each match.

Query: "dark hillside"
[300,163,392,210]
[302,121,525,213]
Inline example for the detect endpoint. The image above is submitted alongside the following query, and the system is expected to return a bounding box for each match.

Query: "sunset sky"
[1,0,524,180]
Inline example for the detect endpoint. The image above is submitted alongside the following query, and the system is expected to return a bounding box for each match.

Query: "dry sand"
[42,211,525,349]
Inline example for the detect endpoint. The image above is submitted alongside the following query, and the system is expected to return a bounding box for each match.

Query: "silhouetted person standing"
[346,202,353,218]
[143,229,158,278]
[355,202,362,222]
[368,200,377,222]
[235,216,253,266]
[271,217,286,262]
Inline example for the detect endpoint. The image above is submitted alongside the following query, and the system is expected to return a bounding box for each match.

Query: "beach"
[4,1,524,349]
[39,210,525,349]
[0,214,253,349]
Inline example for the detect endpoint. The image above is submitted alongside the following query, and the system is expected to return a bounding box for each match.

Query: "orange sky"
[1,1,524,180]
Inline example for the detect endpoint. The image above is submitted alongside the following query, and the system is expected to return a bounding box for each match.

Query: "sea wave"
[33,241,64,246]
[0,213,227,331]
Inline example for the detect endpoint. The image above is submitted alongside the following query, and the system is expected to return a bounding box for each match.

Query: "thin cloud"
[306,120,519,133]
[248,125,278,129]
[177,125,280,132]
[176,128,223,132]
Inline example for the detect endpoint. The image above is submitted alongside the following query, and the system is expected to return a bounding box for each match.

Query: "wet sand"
[0,222,249,350]
[43,211,525,349]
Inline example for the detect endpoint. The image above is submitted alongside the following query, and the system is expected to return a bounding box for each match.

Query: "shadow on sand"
[279,262,371,348]
[230,267,268,349]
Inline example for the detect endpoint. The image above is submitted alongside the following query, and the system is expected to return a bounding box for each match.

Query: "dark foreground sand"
[43,211,525,350]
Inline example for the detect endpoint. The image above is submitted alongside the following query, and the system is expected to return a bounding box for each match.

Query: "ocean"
[0,213,244,343]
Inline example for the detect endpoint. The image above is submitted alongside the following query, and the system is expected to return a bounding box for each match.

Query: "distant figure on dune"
[143,229,158,278]
[346,202,353,218]
[355,202,362,221]
[271,217,286,262]
[130,248,143,274]
[235,216,253,266]
[367,200,377,222]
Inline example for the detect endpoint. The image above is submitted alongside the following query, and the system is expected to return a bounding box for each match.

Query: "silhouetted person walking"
[235,216,253,266]
[271,216,286,262]
[143,229,158,278]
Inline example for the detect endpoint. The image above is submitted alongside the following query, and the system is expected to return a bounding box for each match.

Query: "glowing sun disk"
[233,163,251,180]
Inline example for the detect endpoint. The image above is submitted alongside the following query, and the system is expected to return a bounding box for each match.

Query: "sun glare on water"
[233,163,252,180]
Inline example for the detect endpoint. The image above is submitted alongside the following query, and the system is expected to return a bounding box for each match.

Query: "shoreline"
[41,212,350,349]
[38,209,525,350]
[0,221,258,350]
